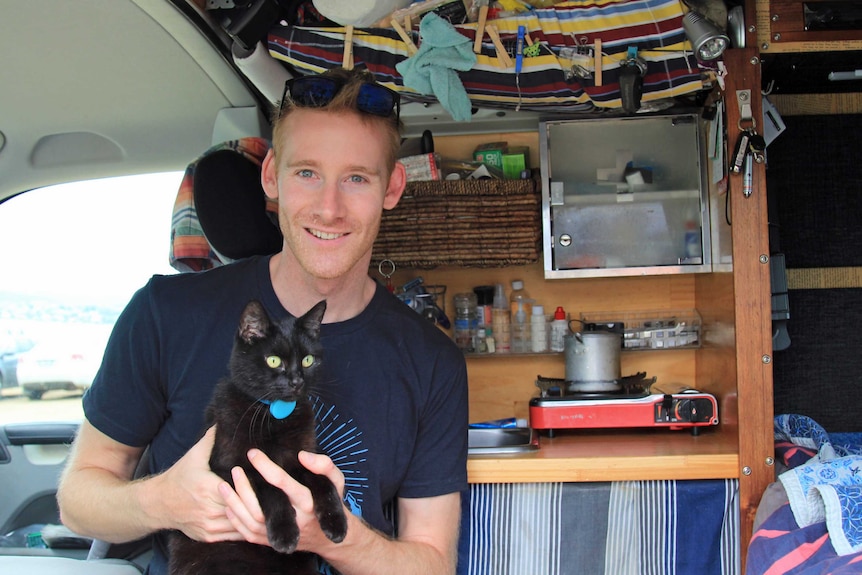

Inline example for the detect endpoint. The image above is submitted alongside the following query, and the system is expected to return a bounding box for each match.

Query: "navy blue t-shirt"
[83,255,469,575]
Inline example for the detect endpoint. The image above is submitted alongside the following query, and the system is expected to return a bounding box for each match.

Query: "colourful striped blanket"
[267,0,706,113]
[746,415,862,574]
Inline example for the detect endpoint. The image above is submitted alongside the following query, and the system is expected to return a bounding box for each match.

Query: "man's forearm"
[321,512,457,575]
[58,464,160,543]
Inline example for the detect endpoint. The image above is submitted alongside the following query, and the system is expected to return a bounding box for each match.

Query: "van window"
[0,172,181,420]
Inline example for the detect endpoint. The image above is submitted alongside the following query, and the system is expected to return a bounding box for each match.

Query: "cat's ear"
[238,300,271,344]
[300,300,327,338]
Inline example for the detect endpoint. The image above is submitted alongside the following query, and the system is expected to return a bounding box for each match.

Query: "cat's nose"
[288,377,304,392]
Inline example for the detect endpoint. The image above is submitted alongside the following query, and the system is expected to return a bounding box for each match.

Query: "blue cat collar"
[259,399,296,419]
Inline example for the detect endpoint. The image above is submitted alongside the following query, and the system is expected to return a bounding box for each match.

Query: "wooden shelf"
[467,426,739,483]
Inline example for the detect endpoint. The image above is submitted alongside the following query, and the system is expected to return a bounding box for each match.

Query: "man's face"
[261,108,404,281]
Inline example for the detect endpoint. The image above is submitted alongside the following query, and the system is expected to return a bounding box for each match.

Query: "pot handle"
[566,319,585,343]
[568,318,584,335]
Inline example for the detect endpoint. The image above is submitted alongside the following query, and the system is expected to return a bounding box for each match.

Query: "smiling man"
[57,67,469,575]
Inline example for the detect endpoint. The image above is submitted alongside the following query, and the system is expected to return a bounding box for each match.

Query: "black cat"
[169,299,347,575]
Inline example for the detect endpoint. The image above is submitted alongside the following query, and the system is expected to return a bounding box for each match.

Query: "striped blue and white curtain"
[461,480,739,575]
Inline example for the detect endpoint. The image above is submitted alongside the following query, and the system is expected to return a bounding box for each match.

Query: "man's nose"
[316,181,345,218]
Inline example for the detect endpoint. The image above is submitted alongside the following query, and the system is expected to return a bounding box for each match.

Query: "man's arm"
[224,449,460,575]
[322,492,460,575]
[57,419,243,544]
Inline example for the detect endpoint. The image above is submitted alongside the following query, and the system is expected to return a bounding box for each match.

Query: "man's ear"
[383,161,407,210]
[261,148,279,200]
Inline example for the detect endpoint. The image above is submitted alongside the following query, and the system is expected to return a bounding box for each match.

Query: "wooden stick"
[473,4,489,53]
[594,38,602,86]
[391,18,417,55]
[486,25,513,68]
[342,25,354,69]
[525,33,534,46]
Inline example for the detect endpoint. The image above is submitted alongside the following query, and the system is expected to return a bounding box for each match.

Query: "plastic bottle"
[473,286,495,354]
[509,280,532,353]
[550,306,569,352]
[453,292,478,352]
[530,304,548,353]
[491,283,510,354]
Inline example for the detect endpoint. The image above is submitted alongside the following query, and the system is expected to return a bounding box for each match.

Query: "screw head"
[760,254,769,264]
[743,466,752,476]
[762,354,772,364]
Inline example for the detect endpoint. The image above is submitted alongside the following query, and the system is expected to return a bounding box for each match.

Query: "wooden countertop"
[467,426,739,483]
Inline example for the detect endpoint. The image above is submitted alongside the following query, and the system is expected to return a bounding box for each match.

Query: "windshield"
[0,172,181,421]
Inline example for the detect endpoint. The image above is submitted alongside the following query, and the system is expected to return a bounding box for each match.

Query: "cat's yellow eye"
[301,354,314,368]
[266,355,282,368]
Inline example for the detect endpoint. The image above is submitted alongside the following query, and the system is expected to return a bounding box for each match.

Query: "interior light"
[683,10,730,61]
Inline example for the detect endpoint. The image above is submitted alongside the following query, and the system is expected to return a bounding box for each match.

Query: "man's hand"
[212,447,460,575]
[149,426,243,542]
[220,449,346,550]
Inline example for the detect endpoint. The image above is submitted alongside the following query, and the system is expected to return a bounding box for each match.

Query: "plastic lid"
[554,306,566,320]
[511,280,524,290]
[532,305,544,316]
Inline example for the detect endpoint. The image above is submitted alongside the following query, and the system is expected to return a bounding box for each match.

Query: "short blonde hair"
[271,68,403,170]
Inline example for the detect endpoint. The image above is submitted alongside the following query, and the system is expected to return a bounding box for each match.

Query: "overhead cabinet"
[540,113,711,279]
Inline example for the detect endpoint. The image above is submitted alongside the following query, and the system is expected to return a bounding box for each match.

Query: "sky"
[0,172,182,308]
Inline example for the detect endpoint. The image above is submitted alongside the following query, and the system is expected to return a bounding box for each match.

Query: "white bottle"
[530,304,548,353]
[550,306,569,353]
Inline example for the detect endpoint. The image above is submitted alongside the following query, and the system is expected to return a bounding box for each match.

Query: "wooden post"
[342,25,354,69]
[594,38,602,86]
[723,47,774,572]
[473,3,489,53]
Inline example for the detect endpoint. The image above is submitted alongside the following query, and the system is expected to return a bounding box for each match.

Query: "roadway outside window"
[0,172,181,422]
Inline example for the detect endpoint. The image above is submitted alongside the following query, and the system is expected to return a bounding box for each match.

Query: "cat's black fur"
[169,299,347,575]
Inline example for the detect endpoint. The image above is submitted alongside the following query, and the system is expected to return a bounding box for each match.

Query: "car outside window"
[0,172,181,422]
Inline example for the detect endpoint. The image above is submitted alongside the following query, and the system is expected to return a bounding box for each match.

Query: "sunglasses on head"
[280,75,400,122]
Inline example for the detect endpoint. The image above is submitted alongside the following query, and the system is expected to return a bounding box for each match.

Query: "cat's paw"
[316,500,348,543]
[319,508,348,543]
[267,516,300,555]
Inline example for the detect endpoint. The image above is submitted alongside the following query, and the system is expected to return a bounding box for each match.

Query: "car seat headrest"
[170,137,282,272]
[193,148,283,261]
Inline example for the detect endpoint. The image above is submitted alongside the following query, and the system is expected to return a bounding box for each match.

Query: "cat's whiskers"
[231,396,268,444]
[308,373,340,401]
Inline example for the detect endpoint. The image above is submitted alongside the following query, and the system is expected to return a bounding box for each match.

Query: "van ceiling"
[0,0,262,201]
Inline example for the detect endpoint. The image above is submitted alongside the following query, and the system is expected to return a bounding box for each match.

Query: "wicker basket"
[371,177,541,269]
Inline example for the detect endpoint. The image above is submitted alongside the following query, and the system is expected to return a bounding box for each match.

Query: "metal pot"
[564,331,622,390]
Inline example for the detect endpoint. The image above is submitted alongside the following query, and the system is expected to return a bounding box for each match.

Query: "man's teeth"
[309,229,342,240]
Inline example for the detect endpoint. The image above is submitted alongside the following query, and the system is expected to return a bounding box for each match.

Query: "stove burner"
[535,372,656,399]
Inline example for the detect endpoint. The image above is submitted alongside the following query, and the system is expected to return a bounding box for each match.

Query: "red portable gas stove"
[528,374,719,435]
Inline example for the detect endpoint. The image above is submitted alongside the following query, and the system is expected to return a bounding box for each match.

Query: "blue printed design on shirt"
[312,396,368,574]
